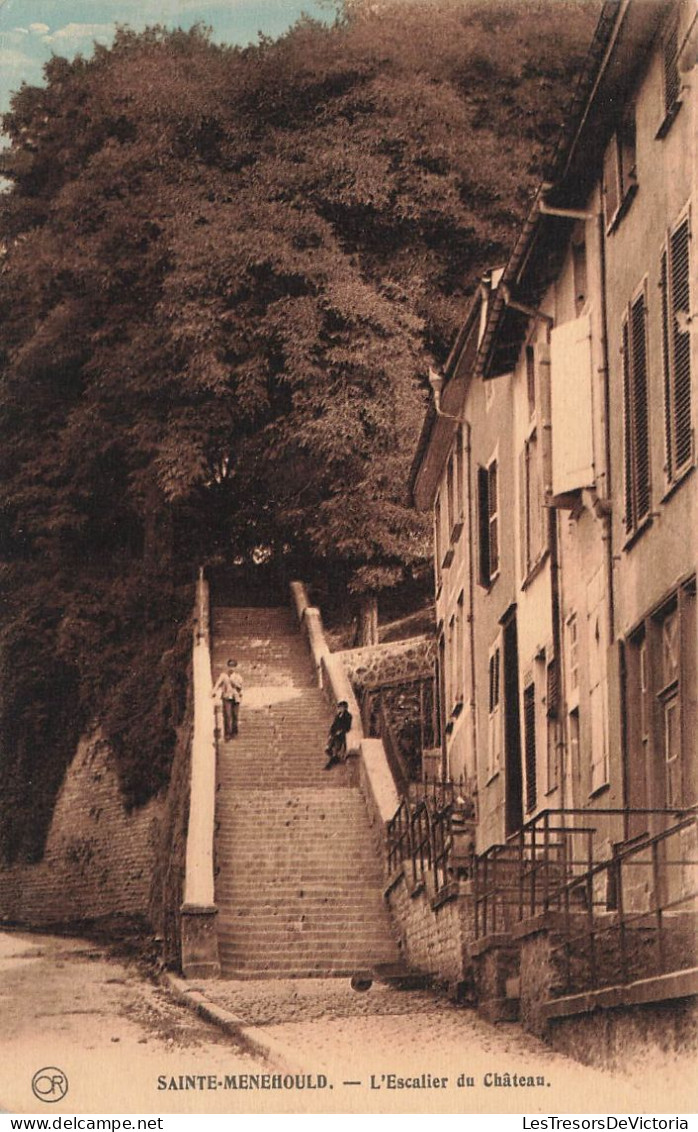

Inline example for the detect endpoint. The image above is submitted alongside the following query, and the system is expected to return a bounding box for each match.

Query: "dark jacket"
[330,708,352,737]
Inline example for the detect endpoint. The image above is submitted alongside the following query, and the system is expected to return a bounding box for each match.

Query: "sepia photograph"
[0,0,696,1117]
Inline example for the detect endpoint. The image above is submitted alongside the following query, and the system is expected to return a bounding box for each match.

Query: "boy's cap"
[338,700,348,708]
[227,659,238,667]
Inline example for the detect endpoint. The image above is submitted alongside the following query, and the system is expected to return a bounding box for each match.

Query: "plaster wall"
[604,25,696,636]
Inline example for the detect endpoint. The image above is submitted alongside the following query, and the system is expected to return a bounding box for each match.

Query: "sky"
[0,0,334,119]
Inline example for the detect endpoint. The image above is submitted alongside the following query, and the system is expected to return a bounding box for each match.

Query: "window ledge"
[451,699,464,718]
[589,781,611,801]
[661,462,695,505]
[450,520,464,544]
[521,549,550,591]
[441,547,455,570]
[605,181,638,235]
[485,769,500,787]
[655,99,682,140]
[622,513,653,552]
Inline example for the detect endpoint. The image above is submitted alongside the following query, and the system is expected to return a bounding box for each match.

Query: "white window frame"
[486,638,502,782]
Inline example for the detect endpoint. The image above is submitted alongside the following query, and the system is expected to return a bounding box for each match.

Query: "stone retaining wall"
[385,867,475,990]
[0,733,162,927]
[547,998,698,1073]
[338,637,434,690]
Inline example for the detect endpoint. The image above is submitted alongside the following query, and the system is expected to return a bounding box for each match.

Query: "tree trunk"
[143,479,173,578]
[359,593,379,646]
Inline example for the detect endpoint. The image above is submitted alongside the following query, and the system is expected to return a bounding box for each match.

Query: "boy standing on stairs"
[324,700,352,768]
[213,658,244,740]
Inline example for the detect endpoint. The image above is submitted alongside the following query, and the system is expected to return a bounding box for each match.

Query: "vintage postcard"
[0,0,696,1119]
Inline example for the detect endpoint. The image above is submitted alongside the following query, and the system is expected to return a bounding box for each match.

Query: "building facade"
[411,0,697,867]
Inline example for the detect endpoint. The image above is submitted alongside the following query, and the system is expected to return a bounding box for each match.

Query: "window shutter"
[622,317,634,532]
[519,448,528,579]
[478,466,490,586]
[550,315,594,495]
[523,683,537,812]
[603,138,620,227]
[661,249,673,480]
[488,460,499,576]
[546,656,559,720]
[670,219,692,471]
[630,293,651,524]
[663,17,681,113]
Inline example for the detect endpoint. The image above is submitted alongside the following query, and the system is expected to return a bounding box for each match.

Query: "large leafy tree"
[0,1,599,856]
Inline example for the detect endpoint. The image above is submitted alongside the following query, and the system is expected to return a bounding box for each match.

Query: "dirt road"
[1,930,694,1116]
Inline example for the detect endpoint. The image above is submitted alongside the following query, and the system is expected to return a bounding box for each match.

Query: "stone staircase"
[212,605,400,978]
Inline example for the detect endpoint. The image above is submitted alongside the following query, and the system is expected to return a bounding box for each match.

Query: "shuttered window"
[523,682,537,812]
[434,493,443,586]
[603,111,637,231]
[661,215,693,482]
[663,15,681,116]
[521,430,546,577]
[478,458,499,587]
[622,290,651,535]
[603,138,620,230]
[488,460,499,578]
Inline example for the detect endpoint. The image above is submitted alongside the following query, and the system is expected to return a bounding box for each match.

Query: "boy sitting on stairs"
[323,701,352,769]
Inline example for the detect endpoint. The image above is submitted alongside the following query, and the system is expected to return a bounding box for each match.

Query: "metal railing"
[472,806,698,995]
[387,782,476,894]
[550,812,698,996]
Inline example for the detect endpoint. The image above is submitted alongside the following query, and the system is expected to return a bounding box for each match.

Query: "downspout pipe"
[464,420,479,809]
[597,210,615,647]
[428,373,479,806]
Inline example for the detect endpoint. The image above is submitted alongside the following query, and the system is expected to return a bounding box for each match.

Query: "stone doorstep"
[542,965,698,1020]
[478,997,520,1024]
[468,932,513,958]
[511,911,575,939]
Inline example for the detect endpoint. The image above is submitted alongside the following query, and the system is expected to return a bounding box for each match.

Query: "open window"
[487,640,502,780]
[477,456,499,587]
[657,8,683,137]
[603,107,637,231]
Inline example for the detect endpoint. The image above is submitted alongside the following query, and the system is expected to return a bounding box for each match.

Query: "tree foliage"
[0,0,599,856]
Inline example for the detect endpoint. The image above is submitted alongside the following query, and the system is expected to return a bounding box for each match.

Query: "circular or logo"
[32,1068,68,1104]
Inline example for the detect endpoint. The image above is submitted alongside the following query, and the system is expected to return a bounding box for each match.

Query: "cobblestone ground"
[204,977,697,1115]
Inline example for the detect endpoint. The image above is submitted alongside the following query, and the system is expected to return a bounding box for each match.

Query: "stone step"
[219,947,396,964]
[218,905,389,917]
[219,927,394,943]
[218,946,398,963]
[217,819,365,827]
[216,885,385,897]
[215,868,383,881]
[219,932,395,946]
[218,966,379,980]
[212,603,398,980]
